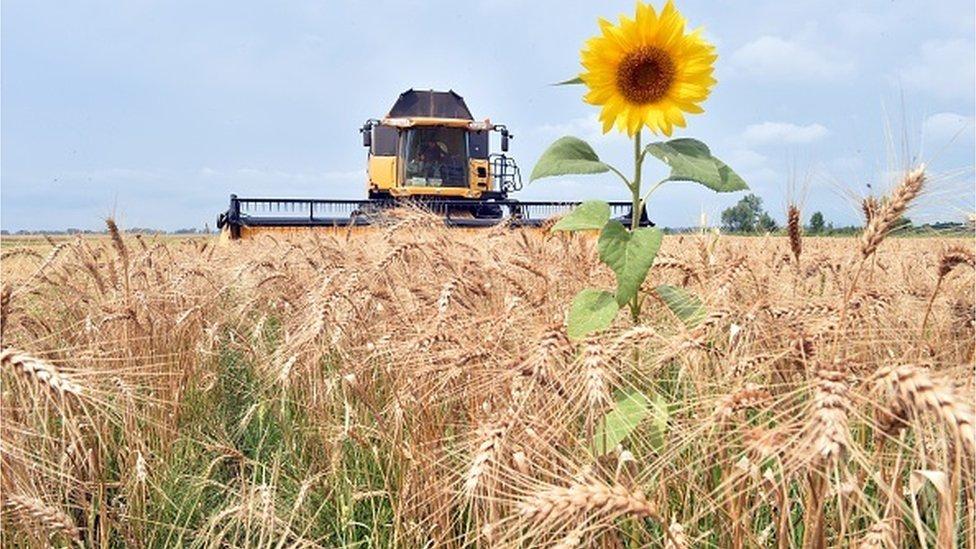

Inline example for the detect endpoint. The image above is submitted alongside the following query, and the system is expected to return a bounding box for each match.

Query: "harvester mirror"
[361,126,372,148]
[501,129,510,152]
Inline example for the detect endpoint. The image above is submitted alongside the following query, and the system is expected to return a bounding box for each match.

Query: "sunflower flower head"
[580,0,717,137]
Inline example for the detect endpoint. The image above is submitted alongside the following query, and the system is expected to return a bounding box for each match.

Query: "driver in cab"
[417,140,448,182]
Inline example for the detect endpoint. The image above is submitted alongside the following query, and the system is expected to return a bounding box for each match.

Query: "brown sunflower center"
[615,46,676,104]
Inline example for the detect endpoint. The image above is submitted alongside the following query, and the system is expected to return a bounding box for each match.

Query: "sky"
[2,0,974,231]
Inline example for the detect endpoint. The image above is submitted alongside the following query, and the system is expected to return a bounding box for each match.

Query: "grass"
[0,180,973,547]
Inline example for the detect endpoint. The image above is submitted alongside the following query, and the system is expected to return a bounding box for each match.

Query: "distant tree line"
[1,225,213,236]
[718,193,969,236]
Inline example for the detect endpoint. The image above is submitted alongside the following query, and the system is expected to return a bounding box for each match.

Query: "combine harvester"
[217,90,648,240]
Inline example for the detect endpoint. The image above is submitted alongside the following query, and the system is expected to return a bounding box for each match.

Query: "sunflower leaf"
[598,223,663,306]
[551,201,611,232]
[553,76,584,85]
[644,138,749,193]
[592,389,669,455]
[567,288,619,340]
[530,136,610,182]
[655,285,706,328]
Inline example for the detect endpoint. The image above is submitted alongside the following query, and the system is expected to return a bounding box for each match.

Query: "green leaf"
[647,392,669,452]
[597,223,663,306]
[551,201,611,232]
[553,76,584,85]
[644,138,749,192]
[592,389,669,455]
[567,289,619,340]
[530,136,610,182]
[655,285,707,328]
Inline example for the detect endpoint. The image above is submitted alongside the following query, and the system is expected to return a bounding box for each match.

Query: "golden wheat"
[0,209,972,547]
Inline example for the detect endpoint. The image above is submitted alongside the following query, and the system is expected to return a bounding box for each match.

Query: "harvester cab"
[358,89,522,219]
[217,89,649,240]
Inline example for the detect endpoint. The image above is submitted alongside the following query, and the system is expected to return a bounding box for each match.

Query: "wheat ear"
[464,417,511,498]
[873,364,974,456]
[861,196,880,225]
[921,246,976,334]
[787,204,802,264]
[518,479,662,525]
[664,521,690,549]
[857,519,895,548]
[860,166,925,259]
[3,493,81,541]
[808,359,851,465]
[581,342,611,411]
[0,347,83,398]
[0,284,10,345]
[105,217,129,270]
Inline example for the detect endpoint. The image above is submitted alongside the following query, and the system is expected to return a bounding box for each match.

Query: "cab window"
[402,127,468,188]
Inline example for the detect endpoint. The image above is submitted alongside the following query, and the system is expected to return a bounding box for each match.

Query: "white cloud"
[198,166,363,183]
[534,114,627,146]
[827,155,865,173]
[731,36,855,81]
[723,149,768,171]
[923,112,975,143]
[836,8,890,35]
[62,168,164,182]
[897,39,975,100]
[717,149,779,189]
[742,122,829,144]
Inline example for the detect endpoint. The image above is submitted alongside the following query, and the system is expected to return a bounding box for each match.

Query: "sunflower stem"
[629,130,643,322]
[631,130,643,232]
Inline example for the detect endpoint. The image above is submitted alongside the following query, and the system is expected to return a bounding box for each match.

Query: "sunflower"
[579,0,717,137]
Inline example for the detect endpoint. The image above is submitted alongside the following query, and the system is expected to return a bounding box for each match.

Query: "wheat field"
[1,192,974,547]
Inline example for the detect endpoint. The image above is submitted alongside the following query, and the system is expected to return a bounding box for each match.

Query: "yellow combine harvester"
[217,89,647,240]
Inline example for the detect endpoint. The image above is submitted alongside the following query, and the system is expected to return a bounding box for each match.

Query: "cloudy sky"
[2,0,974,231]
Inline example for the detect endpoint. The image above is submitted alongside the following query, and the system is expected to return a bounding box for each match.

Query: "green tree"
[757,212,778,232]
[809,211,825,234]
[720,193,763,232]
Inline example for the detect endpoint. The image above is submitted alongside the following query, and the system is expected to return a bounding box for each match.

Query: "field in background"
[1,214,973,547]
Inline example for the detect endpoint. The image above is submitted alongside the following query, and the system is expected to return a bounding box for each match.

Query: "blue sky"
[2,0,974,231]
